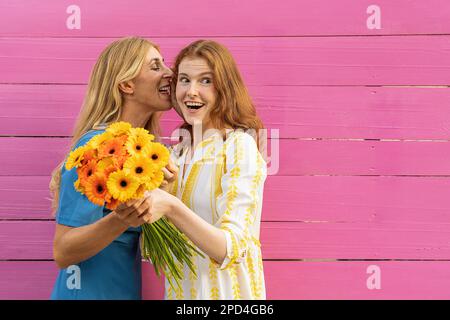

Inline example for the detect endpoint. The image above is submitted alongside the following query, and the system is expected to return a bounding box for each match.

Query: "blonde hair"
[49,36,161,214]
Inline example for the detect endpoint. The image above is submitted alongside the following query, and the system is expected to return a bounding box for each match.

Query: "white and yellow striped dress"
[164,130,267,300]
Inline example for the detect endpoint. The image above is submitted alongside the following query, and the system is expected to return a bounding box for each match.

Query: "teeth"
[159,85,170,92]
[185,102,204,107]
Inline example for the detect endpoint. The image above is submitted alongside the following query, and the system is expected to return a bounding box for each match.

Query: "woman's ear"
[119,80,134,95]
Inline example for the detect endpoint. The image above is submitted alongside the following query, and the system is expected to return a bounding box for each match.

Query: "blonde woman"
[49,37,174,299]
[144,40,267,299]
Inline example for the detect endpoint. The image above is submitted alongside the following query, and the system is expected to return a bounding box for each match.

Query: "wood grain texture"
[1,0,450,37]
[3,37,450,86]
[3,176,450,224]
[2,137,450,176]
[2,0,450,300]
[1,220,449,260]
[1,260,449,299]
[3,85,450,139]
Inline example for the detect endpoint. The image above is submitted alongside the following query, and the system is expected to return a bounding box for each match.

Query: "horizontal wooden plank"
[3,36,450,86]
[0,176,52,219]
[1,221,449,260]
[3,176,450,226]
[264,261,450,299]
[0,221,54,260]
[1,1,450,37]
[1,260,449,299]
[3,85,450,139]
[262,176,450,223]
[0,137,70,176]
[0,261,58,300]
[273,139,450,176]
[0,260,163,300]
[261,221,450,260]
[2,137,450,176]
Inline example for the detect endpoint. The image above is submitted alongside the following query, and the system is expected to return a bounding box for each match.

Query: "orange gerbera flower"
[115,154,129,168]
[105,197,120,210]
[77,160,98,184]
[116,134,129,146]
[98,137,126,159]
[84,172,109,206]
[100,165,117,178]
[81,148,97,165]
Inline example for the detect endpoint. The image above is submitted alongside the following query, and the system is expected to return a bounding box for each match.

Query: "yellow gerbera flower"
[84,172,109,206]
[65,146,87,170]
[123,155,155,183]
[132,184,147,200]
[97,156,116,170]
[106,121,132,136]
[147,142,170,169]
[129,127,155,141]
[145,170,164,190]
[87,132,114,149]
[74,179,85,193]
[126,128,154,156]
[107,170,140,202]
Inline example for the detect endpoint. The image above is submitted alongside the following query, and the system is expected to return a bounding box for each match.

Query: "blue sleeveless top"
[50,129,142,300]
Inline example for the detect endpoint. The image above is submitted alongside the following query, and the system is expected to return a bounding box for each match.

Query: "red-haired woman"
[145,40,267,300]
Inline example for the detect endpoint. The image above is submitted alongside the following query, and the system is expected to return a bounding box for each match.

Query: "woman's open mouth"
[158,85,170,95]
[185,101,205,110]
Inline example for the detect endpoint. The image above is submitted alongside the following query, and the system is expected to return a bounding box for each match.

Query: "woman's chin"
[151,101,172,112]
[161,103,172,111]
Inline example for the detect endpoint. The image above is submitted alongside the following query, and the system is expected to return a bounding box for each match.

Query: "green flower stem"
[141,217,201,291]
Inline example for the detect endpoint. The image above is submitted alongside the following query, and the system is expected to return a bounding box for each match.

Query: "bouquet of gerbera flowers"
[65,121,203,289]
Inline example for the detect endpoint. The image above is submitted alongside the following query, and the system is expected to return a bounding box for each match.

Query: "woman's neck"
[189,121,233,153]
[119,101,153,128]
[190,121,215,150]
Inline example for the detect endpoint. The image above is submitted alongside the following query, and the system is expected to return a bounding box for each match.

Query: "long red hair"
[172,40,264,148]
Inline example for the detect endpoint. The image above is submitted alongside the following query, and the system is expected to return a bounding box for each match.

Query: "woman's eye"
[179,77,189,83]
[151,65,161,71]
[201,78,212,84]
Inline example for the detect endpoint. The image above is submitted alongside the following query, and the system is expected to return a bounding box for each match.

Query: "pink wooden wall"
[1,0,450,299]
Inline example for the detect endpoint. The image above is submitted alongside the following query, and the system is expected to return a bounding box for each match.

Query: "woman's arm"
[53,198,152,269]
[144,189,227,265]
[168,196,227,265]
[145,132,266,268]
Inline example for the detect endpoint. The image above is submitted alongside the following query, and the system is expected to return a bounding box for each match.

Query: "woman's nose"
[163,65,173,77]
[187,83,198,97]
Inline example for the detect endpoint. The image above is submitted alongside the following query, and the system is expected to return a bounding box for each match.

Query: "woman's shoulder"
[224,129,259,151]
[74,129,106,149]
[223,129,267,168]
